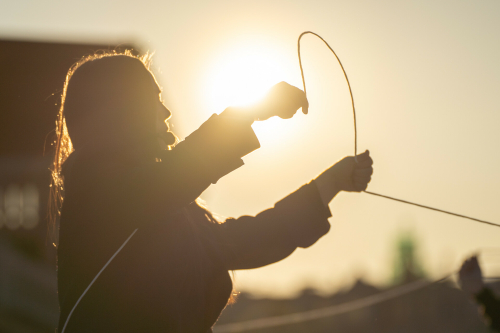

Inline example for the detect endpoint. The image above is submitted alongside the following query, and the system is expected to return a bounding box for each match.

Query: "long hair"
[48,50,165,245]
[49,51,239,305]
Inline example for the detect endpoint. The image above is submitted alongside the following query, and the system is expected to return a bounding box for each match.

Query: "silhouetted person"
[52,52,373,333]
[459,256,500,331]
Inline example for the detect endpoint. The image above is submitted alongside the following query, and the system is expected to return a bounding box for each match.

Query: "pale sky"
[2,0,499,297]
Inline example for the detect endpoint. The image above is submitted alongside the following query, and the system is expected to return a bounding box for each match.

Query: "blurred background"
[0,0,499,331]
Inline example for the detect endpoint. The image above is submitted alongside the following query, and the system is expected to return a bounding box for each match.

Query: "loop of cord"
[297,31,500,228]
[298,31,358,157]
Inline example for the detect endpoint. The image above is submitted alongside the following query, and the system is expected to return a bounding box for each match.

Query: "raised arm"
[213,151,373,270]
[215,182,331,270]
[149,81,309,210]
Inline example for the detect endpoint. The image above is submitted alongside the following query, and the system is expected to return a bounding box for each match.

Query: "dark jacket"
[57,114,332,333]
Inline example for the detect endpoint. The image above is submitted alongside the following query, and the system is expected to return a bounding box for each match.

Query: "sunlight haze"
[2,0,499,297]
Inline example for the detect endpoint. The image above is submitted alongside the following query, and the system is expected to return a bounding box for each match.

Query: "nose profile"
[160,102,171,121]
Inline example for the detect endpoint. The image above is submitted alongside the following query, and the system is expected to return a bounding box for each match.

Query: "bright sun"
[203,41,290,113]
[201,39,305,147]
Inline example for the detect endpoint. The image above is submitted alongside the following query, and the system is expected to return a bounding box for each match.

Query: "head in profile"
[62,52,175,156]
[50,52,176,232]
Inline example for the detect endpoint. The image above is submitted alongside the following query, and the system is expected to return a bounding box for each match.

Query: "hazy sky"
[2,0,499,297]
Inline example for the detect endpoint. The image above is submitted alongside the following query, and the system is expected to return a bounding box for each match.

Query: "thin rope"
[297,31,500,228]
[298,31,357,156]
[61,228,138,333]
[214,273,452,332]
[364,191,500,228]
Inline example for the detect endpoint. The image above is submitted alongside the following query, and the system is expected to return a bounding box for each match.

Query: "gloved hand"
[314,150,373,206]
[254,81,309,120]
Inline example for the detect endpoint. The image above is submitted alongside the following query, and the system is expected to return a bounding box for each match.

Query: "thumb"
[302,98,309,115]
[355,150,370,162]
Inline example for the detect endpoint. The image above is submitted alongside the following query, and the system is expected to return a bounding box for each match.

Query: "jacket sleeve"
[213,182,332,270]
[174,113,260,184]
[158,112,260,202]
[95,113,260,217]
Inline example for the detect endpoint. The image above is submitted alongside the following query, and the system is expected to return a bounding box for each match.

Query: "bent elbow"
[297,219,331,249]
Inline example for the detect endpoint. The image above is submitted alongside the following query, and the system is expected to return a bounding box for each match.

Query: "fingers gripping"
[353,150,373,191]
[279,82,309,118]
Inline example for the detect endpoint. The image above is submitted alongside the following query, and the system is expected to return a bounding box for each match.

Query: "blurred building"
[216,233,498,332]
[216,279,499,333]
[0,39,138,333]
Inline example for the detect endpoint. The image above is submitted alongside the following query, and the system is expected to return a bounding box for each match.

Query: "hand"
[254,82,309,121]
[459,256,484,297]
[314,150,373,205]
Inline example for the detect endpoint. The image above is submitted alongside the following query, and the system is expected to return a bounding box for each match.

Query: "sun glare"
[203,41,290,113]
[200,39,305,147]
